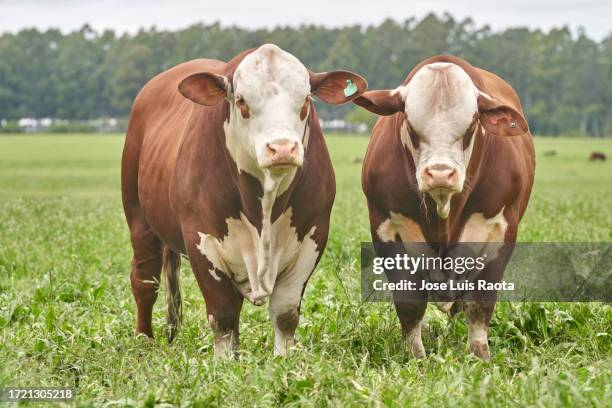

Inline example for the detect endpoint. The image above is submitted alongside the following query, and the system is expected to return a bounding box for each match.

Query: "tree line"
[0,13,610,136]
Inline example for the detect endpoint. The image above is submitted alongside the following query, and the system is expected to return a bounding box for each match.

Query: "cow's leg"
[268,226,323,356]
[199,271,243,359]
[185,241,243,358]
[459,210,518,360]
[268,278,304,357]
[369,207,431,358]
[206,289,242,359]
[127,212,163,338]
[269,256,320,356]
[464,301,495,360]
[394,300,428,358]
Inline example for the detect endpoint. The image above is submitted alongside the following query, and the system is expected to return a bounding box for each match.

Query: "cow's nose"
[265,140,298,165]
[424,164,457,189]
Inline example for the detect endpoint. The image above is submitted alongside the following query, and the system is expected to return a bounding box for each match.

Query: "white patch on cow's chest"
[459,207,508,243]
[377,211,426,243]
[196,207,318,305]
[457,207,508,266]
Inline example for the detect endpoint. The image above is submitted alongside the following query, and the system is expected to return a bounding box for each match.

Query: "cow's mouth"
[269,161,298,168]
[262,160,302,171]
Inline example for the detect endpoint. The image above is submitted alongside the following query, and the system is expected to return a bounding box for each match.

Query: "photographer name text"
[372,279,515,292]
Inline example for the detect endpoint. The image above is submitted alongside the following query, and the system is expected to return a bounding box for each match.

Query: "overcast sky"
[1,0,610,40]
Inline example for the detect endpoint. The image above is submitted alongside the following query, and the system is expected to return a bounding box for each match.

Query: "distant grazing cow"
[543,149,558,157]
[353,55,535,359]
[589,151,606,161]
[122,44,367,357]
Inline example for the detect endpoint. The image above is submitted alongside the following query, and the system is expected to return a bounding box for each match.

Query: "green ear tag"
[344,79,358,97]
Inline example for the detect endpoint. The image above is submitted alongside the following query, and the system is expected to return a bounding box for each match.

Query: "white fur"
[459,208,508,243]
[467,319,489,348]
[406,320,426,359]
[208,268,222,282]
[377,211,427,243]
[208,314,237,359]
[466,310,490,359]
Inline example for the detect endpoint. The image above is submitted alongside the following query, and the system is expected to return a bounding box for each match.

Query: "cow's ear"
[310,70,368,105]
[477,92,528,136]
[179,72,230,106]
[353,90,405,116]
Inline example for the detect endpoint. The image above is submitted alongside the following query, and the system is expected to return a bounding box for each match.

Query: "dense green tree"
[0,14,609,136]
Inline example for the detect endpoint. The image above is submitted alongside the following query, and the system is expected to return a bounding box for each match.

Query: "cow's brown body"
[361,56,535,359]
[121,51,336,355]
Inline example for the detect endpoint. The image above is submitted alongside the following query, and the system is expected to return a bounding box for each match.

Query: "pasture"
[0,134,610,406]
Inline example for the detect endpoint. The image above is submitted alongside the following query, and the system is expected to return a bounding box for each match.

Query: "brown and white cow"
[354,55,535,359]
[121,44,367,357]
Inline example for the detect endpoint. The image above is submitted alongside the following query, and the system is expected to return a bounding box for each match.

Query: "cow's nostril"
[290,142,297,155]
[266,143,277,155]
[448,169,456,179]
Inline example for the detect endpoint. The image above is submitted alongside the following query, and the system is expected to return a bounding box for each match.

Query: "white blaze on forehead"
[403,62,478,138]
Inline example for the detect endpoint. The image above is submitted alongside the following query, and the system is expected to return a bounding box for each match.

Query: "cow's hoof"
[134,331,154,341]
[411,344,427,359]
[470,341,491,361]
[250,295,268,306]
[245,290,268,306]
[407,337,426,359]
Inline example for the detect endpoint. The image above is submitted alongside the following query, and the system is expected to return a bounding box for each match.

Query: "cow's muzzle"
[420,162,462,218]
[260,138,303,169]
[423,163,459,191]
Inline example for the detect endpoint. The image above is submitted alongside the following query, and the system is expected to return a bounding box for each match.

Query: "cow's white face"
[228,45,310,177]
[353,60,528,219]
[179,43,367,187]
[399,63,479,217]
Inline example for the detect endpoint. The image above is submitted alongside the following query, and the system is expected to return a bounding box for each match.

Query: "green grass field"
[0,134,610,406]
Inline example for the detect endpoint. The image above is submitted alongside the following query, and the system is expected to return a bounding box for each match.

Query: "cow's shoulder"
[362,115,405,189]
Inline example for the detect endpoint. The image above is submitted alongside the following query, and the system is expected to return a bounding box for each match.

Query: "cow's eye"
[235,95,250,119]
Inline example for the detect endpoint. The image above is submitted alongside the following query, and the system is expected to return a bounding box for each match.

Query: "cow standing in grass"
[121,44,367,357]
[354,55,535,359]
